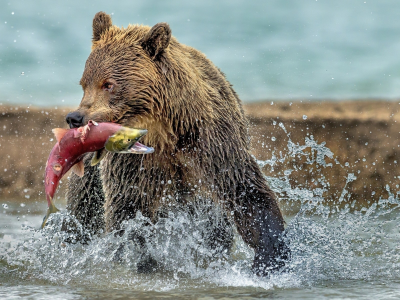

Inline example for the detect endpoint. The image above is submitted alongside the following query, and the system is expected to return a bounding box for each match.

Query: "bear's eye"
[102,82,114,92]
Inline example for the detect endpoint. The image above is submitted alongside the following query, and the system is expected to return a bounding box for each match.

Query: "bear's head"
[65,12,184,148]
[67,12,225,151]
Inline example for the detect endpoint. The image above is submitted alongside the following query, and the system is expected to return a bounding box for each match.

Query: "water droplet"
[2,204,8,209]
[303,115,308,120]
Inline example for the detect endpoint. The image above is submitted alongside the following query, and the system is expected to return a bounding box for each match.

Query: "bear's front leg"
[232,157,290,276]
[66,153,106,236]
[251,206,290,276]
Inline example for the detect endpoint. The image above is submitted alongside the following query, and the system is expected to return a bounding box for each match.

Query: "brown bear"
[65,11,289,276]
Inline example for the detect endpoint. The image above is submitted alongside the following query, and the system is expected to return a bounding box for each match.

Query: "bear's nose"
[66,111,84,128]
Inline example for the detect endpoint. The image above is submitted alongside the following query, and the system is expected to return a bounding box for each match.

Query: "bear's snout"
[66,111,85,128]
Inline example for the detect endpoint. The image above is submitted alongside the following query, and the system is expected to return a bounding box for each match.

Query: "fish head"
[105,127,153,154]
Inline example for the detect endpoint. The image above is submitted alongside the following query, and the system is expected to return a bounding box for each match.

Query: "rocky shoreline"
[1,100,399,206]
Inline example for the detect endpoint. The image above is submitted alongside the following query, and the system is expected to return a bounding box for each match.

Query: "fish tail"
[41,197,60,229]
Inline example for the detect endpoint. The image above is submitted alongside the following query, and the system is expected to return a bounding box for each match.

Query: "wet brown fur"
[67,12,288,275]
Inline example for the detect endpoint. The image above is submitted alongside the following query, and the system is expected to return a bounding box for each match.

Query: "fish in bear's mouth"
[42,120,154,228]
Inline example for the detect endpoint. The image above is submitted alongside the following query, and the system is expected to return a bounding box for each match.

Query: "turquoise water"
[1,0,400,106]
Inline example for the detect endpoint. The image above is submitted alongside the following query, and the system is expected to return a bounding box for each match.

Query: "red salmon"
[42,120,152,227]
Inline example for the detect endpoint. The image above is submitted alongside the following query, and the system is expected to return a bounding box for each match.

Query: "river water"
[1,133,400,299]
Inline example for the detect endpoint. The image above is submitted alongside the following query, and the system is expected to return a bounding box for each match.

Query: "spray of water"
[2,123,400,291]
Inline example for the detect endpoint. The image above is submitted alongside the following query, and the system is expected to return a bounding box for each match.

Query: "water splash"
[2,126,400,293]
[259,123,400,285]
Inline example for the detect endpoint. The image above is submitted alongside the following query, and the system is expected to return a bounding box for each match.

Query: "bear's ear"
[92,12,113,42]
[141,23,171,59]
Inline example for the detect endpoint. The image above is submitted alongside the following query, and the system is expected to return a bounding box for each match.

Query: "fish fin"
[71,160,85,177]
[52,128,69,142]
[91,148,107,166]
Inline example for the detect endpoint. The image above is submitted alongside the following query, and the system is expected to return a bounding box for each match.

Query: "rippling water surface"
[2,132,400,299]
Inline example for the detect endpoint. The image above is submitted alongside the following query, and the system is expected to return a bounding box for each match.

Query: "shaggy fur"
[66,12,289,275]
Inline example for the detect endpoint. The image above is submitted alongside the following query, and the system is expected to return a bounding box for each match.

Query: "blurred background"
[1,0,400,106]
